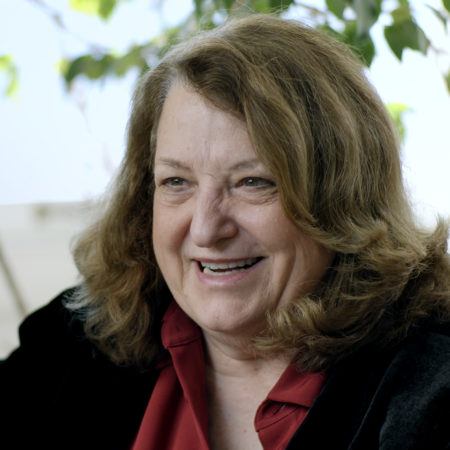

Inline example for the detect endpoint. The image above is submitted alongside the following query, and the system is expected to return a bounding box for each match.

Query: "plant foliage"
[57,0,449,93]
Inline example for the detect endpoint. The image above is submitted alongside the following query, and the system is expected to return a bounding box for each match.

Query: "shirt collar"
[267,364,326,408]
[160,301,326,408]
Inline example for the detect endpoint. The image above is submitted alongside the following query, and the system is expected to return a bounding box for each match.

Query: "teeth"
[200,257,260,271]
[203,266,250,276]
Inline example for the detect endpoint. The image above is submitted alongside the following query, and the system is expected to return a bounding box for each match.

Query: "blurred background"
[1,0,449,358]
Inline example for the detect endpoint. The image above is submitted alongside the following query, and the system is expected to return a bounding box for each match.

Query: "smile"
[197,257,264,275]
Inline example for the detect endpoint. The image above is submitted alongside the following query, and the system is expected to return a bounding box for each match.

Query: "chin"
[191,298,266,336]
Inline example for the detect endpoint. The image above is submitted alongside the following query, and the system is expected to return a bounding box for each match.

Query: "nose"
[189,189,238,247]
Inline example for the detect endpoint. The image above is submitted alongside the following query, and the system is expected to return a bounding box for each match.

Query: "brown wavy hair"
[69,14,450,371]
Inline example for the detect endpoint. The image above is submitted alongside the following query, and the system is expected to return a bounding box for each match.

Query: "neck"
[203,330,294,381]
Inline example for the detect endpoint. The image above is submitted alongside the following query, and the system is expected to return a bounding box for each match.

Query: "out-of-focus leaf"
[62,45,150,85]
[391,5,411,23]
[443,0,450,13]
[99,0,117,19]
[251,0,271,12]
[326,0,347,19]
[113,46,148,76]
[445,70,450,93]
[223,0,235,12]
[427,5,448,32]
[63,54,112,85]
[6,76,18,96]
[0,55,12,70]
[387,102,410,141]
[0,54,18,97]
[342,21,376,65]
[70,0,97,15]
[384,14,429,60]
[194,0,203,20]
[69,0,118,20]
[352,0,381,36]
[269,0,294,12]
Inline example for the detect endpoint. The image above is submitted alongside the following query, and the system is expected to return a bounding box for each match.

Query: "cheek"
[236,200,287,241]
[292,235,334,284]
[249,205,298,252]
[260,208,333,281]
[152,202,187,260]
[152,203,172,264]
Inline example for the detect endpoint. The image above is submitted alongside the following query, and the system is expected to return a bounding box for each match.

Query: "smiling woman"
[152,82,334,345]
[2,13,450,450]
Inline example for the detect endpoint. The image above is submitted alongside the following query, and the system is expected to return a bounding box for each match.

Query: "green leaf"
[0,54,12,70]
[326,0,347,19]
[391,5,411,23]
[352,0,381,36]
[445,70,450,94]
[427,5,448,31]
[269,0,294,12]
[194,0,203,20]
[342,21,376,65]
[99,0,117,20]
[223,0,235,12]
[386,102,410,141]
[251,0,271,13]
[70,0,97,15]
[112,46,147,76]
[63,55,111,85]
[62,45,151,85]
[6,75,18,96]
[443,0,450,13]
[69,0,117,20]
[0,54,19,97]
[384,19,429,60]
[250,0,292,13]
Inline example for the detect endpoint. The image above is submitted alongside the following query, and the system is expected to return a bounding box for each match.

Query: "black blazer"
[1,288,449,450]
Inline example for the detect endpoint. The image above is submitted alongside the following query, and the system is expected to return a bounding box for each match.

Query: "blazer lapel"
[285,347,396,450]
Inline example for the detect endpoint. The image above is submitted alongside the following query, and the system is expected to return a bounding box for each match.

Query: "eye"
[162,177,186,187]
[157,177,191,192]
[237,177,276,188]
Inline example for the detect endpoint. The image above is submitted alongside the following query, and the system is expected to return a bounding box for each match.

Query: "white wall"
[0,202,92,358]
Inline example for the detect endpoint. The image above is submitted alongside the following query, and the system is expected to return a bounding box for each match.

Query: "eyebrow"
[154,157,263,171]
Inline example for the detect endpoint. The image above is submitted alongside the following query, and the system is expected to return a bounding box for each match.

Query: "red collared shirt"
[132,303,326,450]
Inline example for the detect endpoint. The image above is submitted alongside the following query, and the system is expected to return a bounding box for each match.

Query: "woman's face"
[152,83,333,339]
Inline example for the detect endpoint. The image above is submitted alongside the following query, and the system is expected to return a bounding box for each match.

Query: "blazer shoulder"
[375,328,450,449]
[21,287,81,341]
[398,326,450,374]
[1,287,158,450]
[5,286,93,363]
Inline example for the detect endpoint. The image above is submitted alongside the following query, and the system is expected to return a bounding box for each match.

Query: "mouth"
[196,257,264,275]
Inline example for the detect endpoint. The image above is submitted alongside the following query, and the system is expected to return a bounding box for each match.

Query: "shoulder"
[4,287,95,364]
[387,326,450,395]
[281,326,450,450]
[0,286,108,398]
[19,287,82,345]
[393,321,450,361]
[1,287,158,450]
[371,327,450,449]
[389,327,450,402]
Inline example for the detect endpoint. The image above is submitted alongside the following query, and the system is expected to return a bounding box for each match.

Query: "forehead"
[155,83,259,170]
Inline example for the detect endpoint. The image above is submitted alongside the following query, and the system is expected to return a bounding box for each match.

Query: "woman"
[2,14,450,450]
